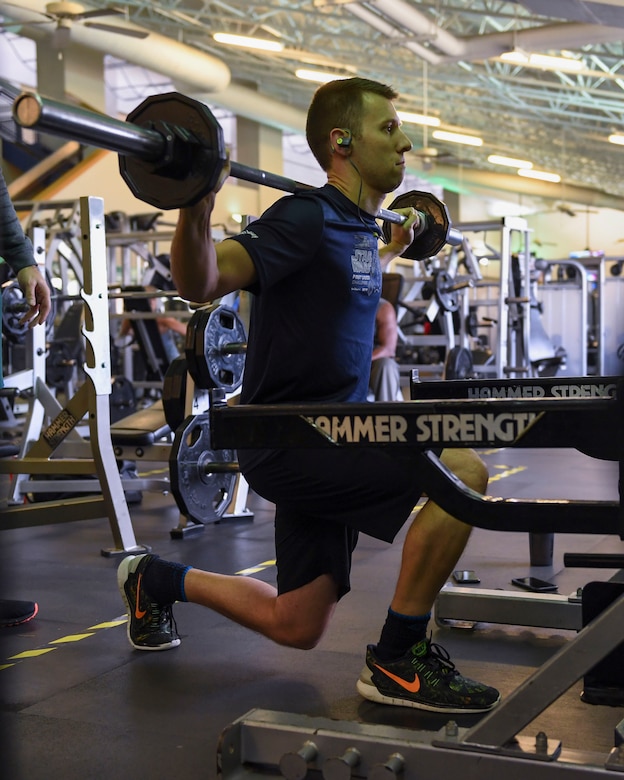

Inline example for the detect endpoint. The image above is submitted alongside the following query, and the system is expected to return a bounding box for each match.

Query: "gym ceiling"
[2,1,624,203]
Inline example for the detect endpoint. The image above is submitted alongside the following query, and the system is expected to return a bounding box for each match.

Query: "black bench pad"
[110,400,171,446]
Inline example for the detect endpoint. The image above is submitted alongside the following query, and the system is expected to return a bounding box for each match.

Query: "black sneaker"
[0,599,38,627]
[117,554,181,651]
[357,637,500,713]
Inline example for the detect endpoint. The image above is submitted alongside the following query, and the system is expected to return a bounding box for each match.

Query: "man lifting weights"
[117,77,499,713]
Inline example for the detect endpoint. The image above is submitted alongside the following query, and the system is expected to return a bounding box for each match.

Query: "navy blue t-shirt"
[228,184,382,405]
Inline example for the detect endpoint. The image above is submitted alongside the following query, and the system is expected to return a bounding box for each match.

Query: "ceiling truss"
[2,0,624,199]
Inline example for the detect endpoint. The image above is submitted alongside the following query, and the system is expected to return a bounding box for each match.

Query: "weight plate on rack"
[170,413,237,523]
[185,304,246,392]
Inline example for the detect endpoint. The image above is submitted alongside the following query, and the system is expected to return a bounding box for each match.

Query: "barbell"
[12,90,462,260]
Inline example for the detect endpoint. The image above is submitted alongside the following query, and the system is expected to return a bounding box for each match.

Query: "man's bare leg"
[183,570,338,649]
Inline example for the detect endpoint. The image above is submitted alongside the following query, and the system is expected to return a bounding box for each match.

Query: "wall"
[452,188,624,266]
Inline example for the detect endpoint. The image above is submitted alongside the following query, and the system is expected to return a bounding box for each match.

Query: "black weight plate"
[1,272,57,344]
[382,190,451,260]
[444,346,474,380]
[1,281,28,342]
[434,269,460,313]
[185,309,212,388]
[110,376,137,424]
[185,304,246,392]
[170,413,237,523]
[163,355,189,431]
[46,341,75,389]
[120,92,227,210]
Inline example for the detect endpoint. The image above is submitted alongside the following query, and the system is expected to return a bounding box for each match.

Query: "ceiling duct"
[518,0,624,27]
[3,1,624,211]
[352,0,624,61]
[192,82,307,136]
[0,0,231,93]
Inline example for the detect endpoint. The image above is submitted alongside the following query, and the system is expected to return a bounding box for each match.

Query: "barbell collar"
[5,302,30,314]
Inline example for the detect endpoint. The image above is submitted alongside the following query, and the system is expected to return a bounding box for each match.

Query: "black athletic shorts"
[239,447,429,600]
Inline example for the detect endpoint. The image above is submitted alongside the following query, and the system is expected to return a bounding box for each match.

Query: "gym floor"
[1,444,622,779]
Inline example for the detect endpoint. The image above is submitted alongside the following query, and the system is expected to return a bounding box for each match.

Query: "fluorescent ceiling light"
[518,168,561,183]
[487,200,534,218]
[432,129,482,146]
[213,33,284,52]
[397,111,440,127]
[500,50,583,73]
[500,51,529,65]
[608,134,624,146]
[529,53,583,72]
[295,69,349,83]
[488,154,533,169]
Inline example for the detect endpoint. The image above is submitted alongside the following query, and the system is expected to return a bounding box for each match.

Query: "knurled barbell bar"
[12,90,462,260]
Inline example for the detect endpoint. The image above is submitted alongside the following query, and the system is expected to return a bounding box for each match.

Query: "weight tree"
[0,197,147,556]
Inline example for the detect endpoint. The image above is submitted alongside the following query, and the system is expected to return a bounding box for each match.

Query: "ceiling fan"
[533,202,599,218]
[0,2,149,48]
[410,146,473,171]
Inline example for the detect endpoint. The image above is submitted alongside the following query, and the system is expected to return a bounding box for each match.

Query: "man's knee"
[440,448,488,493]
[272,610,329,649]
[277,622,325,650]
[273,575,337,649]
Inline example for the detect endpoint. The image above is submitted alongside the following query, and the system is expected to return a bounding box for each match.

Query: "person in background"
[369,297,402,401]
[117,285,187,364]
[0,167,51,627]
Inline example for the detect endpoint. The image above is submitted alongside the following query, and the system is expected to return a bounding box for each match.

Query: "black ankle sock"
[141,556,191,605]
[375,608,431,661]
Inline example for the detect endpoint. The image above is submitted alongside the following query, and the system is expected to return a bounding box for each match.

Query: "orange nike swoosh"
[373,664,421,693]
[135,573,147,619]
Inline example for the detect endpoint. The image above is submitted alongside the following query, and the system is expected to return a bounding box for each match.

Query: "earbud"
[336,130,352,148]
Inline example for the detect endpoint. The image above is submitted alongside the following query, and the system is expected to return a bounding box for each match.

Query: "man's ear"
[331,128,352,154]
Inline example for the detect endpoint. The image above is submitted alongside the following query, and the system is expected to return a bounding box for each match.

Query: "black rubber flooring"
[1,446,623,779]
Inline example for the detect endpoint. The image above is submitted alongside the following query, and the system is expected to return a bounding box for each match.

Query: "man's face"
[352,92,413,195]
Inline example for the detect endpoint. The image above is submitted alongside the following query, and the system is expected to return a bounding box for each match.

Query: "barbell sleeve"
[202,461,240,474]
[220,342,248,355]
[446,226,463,246]
[13,91,165,161]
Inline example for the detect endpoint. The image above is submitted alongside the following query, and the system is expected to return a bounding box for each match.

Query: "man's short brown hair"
[306,77,399,171]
